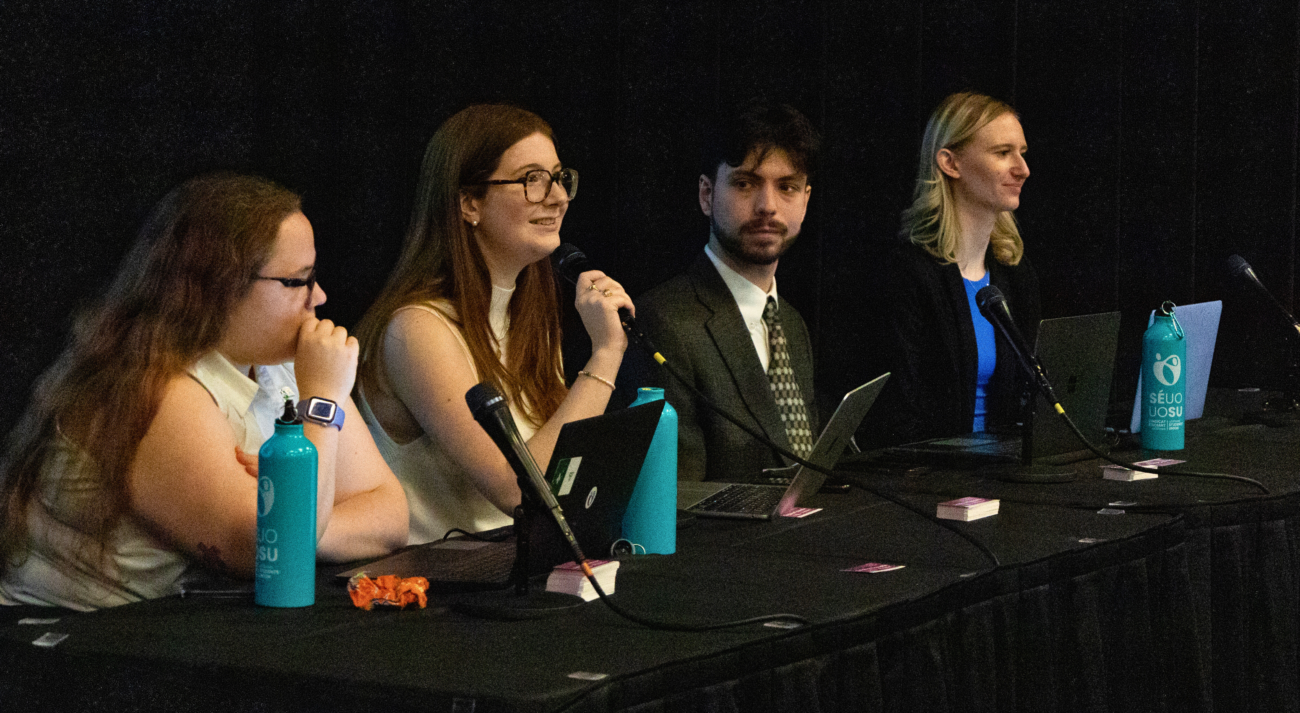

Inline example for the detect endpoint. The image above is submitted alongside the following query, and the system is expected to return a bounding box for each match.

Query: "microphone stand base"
[977,463,1077,484]
[447,587,587,621]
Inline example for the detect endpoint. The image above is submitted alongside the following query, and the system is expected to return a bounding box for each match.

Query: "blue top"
[963,273,996,432]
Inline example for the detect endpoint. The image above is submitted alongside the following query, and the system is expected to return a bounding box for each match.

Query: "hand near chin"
[294,317,359,403]
[575,269,633,354]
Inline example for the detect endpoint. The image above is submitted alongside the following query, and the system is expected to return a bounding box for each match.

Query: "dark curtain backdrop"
[2,0,1298,439]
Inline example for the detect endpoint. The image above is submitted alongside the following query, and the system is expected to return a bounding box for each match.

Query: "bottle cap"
[277,397,300,425]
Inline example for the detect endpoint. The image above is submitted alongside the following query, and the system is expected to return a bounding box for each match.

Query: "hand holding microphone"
[574,269,633,355]
[553,244,651,348]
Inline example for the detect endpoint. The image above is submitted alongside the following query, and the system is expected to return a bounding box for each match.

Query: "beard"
[711,216,799,266]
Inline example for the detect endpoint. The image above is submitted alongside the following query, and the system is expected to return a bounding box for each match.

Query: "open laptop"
[884,311,1121,466]
[336,401,663,589]
[1128,300,1221,433]
[676,373,890,520]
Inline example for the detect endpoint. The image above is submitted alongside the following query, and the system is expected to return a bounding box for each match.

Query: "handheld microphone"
[1227,254,1300,338]
[974,285,1060,405]
[465,382,585,559]
[551,243,649,344]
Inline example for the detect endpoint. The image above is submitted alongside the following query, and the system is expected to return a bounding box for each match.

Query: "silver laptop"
[677,373,889,520]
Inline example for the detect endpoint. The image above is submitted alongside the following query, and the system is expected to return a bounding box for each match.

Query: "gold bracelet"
[578,370,616,391]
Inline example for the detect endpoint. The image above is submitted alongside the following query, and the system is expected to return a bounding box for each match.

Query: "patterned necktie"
[762,297,815,459]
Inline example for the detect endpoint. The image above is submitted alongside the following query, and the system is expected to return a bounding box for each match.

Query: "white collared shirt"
[0,351,301,611]
[191,352,300,452]
[704,244,778,372]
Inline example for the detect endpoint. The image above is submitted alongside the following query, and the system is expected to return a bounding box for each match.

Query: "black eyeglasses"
[255,265,317,305]
[466,167,579,203]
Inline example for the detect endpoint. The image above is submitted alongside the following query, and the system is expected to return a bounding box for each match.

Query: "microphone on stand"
[973,285,1073,484]
[1228,254,1300,412]
[975,285,1061,406]
[1227,254,1300,339]
[465,383,586,562]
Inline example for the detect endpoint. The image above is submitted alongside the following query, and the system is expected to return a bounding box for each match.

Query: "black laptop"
[336,401,664,588]
[883,311,1121,466]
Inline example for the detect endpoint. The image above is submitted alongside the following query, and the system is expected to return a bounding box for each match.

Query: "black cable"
[440,527,512,543]
[551,257,810,630]
[582,570,810,632]
[971,284,1270,495]
[629,328,1002,569]
[547,476,812,631]
[834,473,1002,568]
[557,521,809,631]
[1045,402,1271,495]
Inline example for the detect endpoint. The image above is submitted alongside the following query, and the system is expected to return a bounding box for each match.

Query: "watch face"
[308,400,336,421]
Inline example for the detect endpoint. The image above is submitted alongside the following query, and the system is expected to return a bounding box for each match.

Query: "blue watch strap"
[300,397,344,430]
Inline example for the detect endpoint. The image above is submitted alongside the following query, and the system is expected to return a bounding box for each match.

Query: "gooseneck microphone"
[974,285,1060,406]
[548,244,1008,565]
[465,380,812,630]
[1228,254,1300,338]
[465,382,586,561]
[973,286,1269,493]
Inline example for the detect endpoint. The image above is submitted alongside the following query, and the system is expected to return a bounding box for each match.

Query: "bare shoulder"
[383,305,477,385]
[385,305,465,355]
[128,372,259,577]
[129,373,245,497]
[146,374,237,448]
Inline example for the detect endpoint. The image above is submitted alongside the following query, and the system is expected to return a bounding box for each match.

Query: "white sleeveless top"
[358,287,538,545]
[0,352,298,610]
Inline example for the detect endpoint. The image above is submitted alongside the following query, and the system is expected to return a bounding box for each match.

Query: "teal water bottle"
[255,399,318,607]
[1141,301,1187,451]
[623,388,677,555]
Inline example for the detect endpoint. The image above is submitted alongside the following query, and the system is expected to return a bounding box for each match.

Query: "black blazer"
[630,253,817,482]
[877,242,1040,445]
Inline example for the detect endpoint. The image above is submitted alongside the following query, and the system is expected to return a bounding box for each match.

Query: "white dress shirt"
[704,244,779,372]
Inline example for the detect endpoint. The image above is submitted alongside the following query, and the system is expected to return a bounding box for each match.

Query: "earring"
[471,220,479,227]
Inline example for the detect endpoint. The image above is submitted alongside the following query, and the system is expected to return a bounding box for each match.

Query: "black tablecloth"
[3,412,1299,711]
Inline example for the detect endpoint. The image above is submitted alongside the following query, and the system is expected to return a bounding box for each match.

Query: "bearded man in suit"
[636,103,821,482]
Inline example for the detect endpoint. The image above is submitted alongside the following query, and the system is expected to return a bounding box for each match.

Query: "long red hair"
[355,105,566,426]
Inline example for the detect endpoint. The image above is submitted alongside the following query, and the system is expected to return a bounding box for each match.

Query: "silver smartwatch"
[299,396,344,430]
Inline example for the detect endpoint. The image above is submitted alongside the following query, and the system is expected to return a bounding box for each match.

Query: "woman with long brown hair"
[882,91,1040,444]
[0,173,407,610]
[354,105,631,544]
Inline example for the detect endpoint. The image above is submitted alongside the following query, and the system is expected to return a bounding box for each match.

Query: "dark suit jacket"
[631,253,817,482]
[876,243,1040,445]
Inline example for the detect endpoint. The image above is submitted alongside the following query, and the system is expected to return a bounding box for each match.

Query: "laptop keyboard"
[691,484,784,515]
[434,541,517,582]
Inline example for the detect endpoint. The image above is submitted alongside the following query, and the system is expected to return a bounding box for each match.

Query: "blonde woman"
[883,92,1040,444]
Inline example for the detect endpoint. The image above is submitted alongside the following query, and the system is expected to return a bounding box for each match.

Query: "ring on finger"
[602,288,613,297]
[587,283,598,291]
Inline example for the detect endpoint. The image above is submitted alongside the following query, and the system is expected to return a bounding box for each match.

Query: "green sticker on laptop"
[549,456,582,496]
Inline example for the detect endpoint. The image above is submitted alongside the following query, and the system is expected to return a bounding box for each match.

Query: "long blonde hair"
[899,92,1024,266]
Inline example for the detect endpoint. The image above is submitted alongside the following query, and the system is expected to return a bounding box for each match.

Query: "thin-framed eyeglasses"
[466,167,579,203]
[254,265,317,306]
